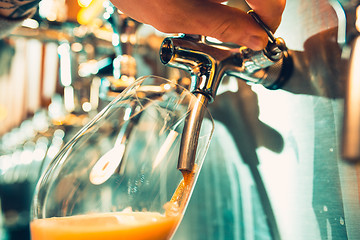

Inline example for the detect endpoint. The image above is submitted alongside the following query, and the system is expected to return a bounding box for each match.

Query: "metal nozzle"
[177,94,209,171]
[160,35,222,171]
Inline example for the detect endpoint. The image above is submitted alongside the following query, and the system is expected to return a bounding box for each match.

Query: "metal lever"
[247,10,282,43]
[247,10,277,44]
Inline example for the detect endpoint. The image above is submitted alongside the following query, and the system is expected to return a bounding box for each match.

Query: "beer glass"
[30,76,214,240]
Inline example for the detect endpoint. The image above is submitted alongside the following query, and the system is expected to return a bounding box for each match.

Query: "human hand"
[110,0,286,50]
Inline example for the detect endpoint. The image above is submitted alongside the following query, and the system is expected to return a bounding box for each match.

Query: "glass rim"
[109,75,215,124]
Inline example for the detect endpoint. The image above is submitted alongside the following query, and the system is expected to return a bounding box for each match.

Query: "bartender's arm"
[110,0,286,50]
[0,0,286,48]
[0,0,41,37]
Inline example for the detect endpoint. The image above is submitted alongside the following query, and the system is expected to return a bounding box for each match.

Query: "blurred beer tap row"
[0,0,173,238]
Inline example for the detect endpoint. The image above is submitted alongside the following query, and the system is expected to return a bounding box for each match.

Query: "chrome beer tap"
[105,4,140,91]
[159,11,292,172]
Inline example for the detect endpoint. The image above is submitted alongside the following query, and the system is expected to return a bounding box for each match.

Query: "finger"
[111,0,269,50]
[156,1,269,50]
[245,0,286,31]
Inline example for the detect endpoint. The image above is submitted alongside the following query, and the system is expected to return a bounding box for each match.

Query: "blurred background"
[0,0,173,238]
[1,0,360,239]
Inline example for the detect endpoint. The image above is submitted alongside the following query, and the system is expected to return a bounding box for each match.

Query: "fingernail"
[247,36,267,51]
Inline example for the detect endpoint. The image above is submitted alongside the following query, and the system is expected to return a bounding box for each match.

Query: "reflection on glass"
[30,76,214,240]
